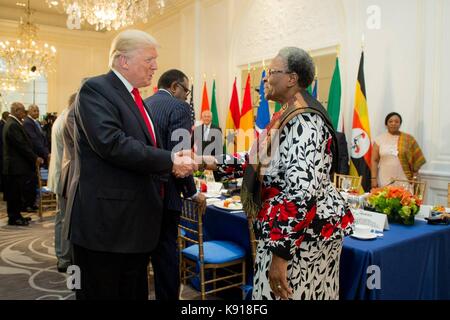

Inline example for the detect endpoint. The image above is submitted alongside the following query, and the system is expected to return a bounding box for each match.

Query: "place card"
[351,209,389,232]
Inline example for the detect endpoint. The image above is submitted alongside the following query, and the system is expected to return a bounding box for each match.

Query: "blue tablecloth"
[203,204,253,288]
[204,204,450,300]
[340,220,450,300]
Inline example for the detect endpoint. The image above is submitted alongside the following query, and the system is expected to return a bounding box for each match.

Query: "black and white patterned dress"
[216,112,354,300]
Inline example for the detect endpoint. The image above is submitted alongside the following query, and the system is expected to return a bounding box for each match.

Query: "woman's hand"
[371,179,378,189]
[268,254,293,299]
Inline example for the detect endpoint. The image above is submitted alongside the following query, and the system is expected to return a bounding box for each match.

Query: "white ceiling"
[0,0,189,31]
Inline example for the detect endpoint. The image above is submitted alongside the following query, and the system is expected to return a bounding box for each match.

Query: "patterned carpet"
[0,194,203,300]
[0,210,75,300]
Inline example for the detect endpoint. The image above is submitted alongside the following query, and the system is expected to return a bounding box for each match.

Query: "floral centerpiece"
[367,186,422,225]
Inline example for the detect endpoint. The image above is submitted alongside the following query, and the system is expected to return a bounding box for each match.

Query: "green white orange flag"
[225,78,241,153]
[200,81,210,114]
[350,52,372,192]
[237,73,254,151]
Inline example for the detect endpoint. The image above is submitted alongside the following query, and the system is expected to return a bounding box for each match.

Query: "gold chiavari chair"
[447,183,450,208]
[36,167,57,221]
[178,198,246,300]
[391,179,427,201]
[333,174,363,193]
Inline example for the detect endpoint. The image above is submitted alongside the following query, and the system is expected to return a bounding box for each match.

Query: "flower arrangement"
[367,186,423,225]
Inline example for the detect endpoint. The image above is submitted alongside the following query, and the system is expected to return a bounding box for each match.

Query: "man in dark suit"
[23,104,49,211]
[145,69,205,300]
[2,103,43,226]
[335,131,350,175]
[67,29,196,300]
[192,110,222,157]
[0,111,9,194]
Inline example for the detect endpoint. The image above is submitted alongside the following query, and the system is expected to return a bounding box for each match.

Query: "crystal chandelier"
[0,1,57,84]
[46,0,169,31]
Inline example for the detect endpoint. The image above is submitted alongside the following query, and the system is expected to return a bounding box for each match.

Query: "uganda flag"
[350,52,372,192]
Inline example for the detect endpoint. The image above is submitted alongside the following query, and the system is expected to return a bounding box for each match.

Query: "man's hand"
[36,157,44,167]
[192,192,206,211]
[172,151,197,178]
[202,155,217,170]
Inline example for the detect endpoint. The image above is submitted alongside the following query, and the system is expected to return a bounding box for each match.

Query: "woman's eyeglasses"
[267,69,291,76]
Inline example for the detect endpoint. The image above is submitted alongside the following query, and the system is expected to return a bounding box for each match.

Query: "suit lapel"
[142,100,160,148]
[106,71,155,146]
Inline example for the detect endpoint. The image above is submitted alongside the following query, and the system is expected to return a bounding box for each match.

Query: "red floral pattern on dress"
[321,223,335,239]
[340,210,354,229]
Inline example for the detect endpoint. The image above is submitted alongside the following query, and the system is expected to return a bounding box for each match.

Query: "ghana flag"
[350,51,372,192]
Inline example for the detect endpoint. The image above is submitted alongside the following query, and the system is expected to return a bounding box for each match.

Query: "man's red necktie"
[131,87,157,146]
[131,88,164,197]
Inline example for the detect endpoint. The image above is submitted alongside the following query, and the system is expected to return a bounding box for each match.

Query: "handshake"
[172,150,217,178]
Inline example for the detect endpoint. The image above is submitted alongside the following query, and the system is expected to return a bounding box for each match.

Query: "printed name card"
[351,209,389,232]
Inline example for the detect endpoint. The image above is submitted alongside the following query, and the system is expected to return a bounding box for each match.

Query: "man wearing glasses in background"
[145,69,205,300]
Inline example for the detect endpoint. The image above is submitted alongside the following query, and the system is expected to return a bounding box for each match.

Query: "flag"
[306,84,312,95]
[225,78,240,153]
[200,81,210,114]
[210,80,220,128]
[255,70,270,132]
[188,84,195,127]
[350,52,372,192]
[274,102,282,112]
[237,73,254,151]
[327,57,343,131]
[312,78,318,99]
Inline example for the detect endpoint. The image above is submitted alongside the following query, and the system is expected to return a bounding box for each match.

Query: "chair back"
[179,199,206,263]
[447,183,450,208]
[334,174,362,193]
[391,179,427,200]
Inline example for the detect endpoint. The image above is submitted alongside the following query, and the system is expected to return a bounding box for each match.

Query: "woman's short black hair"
[385,112,402,125]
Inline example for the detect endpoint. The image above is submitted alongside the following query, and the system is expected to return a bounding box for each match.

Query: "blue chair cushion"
[182,240,246,264]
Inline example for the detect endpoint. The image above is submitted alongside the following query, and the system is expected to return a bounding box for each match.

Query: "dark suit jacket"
[67,71,174,254]
[0,119,5,178]
[145,90,197,212]
[192,123,222,156]
[23,116,49,159]
[335,132,350,175]
[2,117,38,176]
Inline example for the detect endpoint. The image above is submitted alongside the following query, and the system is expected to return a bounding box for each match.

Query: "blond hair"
[109,29,158,69]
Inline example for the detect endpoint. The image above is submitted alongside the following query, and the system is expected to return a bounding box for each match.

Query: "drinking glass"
[341,178,352,193]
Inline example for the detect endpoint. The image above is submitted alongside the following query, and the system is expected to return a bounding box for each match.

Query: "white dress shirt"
[112,69,157,141]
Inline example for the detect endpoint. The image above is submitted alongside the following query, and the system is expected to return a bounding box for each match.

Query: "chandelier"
[0,1,57,85]
[46,0,169,31]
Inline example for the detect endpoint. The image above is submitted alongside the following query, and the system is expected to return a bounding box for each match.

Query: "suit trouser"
[151,208,180,300]
[72,244,150,300]
[23,172,37,208]
[4,175,27,222]
[54,195,72,263]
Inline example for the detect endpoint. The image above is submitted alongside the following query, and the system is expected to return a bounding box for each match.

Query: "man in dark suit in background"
[145,69,205,300]
[0,111,10,194]
[2,103,43,226]
[23,104,49,211]
[335,131,350,175]
[67,29,197,300]
[192,110,222,157]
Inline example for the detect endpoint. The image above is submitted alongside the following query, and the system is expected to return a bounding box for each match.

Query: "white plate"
[203,192,221,198]
[350,232,377,240]
[213,201,243,211]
